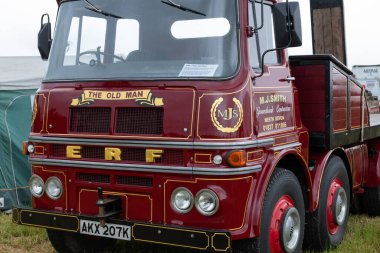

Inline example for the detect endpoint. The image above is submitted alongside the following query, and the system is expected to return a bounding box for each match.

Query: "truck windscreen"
[45,0,239,81]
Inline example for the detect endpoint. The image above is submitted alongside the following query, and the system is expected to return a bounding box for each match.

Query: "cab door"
[248,1,297,137]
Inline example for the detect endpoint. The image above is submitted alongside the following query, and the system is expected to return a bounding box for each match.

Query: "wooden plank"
[331,7,344,62]
[310,0,347,64]
[312,9,325,54]
[322,8,333,54]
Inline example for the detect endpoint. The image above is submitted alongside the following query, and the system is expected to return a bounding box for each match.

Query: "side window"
[63,17,80,66]
[114,19,140,61]
[63,16,107,65]
[248,1,279,69]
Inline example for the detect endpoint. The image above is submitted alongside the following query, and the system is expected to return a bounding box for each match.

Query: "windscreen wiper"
[83,0,123,19]
[161,0,206,16]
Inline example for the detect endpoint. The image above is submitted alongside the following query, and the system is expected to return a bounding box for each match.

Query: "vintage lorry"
[12,0,380,252]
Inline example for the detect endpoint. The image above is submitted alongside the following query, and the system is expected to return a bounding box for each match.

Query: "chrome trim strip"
[29,158,261,176]
[270,142,302,152]
[29,136,274,150]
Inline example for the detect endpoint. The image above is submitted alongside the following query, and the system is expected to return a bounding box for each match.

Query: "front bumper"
[12,208,231,252]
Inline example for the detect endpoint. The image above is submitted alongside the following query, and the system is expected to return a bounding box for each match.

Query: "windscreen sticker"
[179,64,219,77]
[211,97,243,133]
[71,90,164,106]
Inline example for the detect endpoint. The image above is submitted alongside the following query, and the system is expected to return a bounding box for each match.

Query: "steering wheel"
[78,47,126,66]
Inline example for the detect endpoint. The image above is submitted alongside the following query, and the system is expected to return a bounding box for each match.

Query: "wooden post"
[310,0,347,65]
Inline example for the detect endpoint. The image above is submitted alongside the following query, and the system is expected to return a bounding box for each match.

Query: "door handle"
[280,76,295,82]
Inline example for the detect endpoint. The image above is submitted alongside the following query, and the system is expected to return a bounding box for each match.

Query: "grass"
[0,213,379,253]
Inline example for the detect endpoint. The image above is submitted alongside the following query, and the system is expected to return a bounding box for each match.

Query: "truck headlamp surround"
[171,187,194,214]
[29,175,44,198]
[195,189,219,216]
[45,176,63,200]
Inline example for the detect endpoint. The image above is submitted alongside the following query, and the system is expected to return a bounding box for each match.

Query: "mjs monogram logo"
[217,107,239,121]
[211,97,243,133]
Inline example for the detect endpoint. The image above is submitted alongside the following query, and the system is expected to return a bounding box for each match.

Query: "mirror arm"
[256,0,292,78]
[253,0,264,33]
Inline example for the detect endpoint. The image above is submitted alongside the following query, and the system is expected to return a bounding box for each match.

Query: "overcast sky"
[0,0,379,69]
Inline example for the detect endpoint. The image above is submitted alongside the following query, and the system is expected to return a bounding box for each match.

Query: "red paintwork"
[326,178,343,235]
[291,65,326,132]
[25,0,380,247]
[332,68,348,131]
[269,195,294,253]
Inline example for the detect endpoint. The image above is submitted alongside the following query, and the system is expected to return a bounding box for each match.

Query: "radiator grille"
[70,107,111,133]
[77,173,110,184]
[51,145,66,158]
[116,107,163,135]
[116,176,153,187]
[50,145,183,165]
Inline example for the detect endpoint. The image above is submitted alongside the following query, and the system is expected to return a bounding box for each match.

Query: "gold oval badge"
[211,97,243,133]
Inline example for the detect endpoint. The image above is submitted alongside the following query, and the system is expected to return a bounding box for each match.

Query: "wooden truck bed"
[290,54,380,149]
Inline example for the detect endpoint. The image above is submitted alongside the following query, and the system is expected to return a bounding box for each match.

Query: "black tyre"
[361,186,380,216]
[47,229,116,253]
[234,168,305,253]
[47,230,70,253]
[304,156,350,251]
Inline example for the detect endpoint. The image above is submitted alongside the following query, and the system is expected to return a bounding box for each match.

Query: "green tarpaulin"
[0,57,46,210]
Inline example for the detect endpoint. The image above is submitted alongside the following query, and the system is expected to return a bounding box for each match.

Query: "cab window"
[248,1,280,69]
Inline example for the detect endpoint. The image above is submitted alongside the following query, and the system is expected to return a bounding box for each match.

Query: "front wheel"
[304,156,350,251]
[47,229,116,253]
[234,168,305,253]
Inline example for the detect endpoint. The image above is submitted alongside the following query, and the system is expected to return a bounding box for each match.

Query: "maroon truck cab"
[13,0,380,252]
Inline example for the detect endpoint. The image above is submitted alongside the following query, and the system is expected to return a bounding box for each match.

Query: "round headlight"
[45,177,63,200]
[195,189,219,216]
[29,175,44,198]
[171,187,193,214]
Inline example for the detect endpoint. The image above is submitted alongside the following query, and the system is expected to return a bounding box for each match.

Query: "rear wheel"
[234,168,305,253]
[304,156,350,251]
[47,229,116,253]
[361,186,380,216]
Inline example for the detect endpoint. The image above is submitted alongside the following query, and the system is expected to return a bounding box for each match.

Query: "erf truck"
[13,0,380,252]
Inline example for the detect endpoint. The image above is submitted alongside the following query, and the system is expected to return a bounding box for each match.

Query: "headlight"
[171,187,193,214]
[195,189,219,216]
[29,175,44,198]
[45,177,63,200]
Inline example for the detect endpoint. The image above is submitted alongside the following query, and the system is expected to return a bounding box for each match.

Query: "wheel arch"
[312,149,353,211]
[250,149,311,236]
[277,154,313,212]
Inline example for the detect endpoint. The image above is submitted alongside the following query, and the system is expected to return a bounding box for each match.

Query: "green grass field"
[0,213,379,253]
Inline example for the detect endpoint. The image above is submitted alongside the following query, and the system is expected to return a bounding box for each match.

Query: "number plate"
[80,220,131,240]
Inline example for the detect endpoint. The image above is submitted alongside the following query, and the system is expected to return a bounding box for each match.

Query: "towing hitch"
[96,187,122,227]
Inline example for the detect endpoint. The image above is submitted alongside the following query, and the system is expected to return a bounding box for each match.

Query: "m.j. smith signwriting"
[255,93,293,133]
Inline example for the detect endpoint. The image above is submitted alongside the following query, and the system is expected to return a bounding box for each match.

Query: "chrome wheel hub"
[282,207,301,253]
[334,187,348,226]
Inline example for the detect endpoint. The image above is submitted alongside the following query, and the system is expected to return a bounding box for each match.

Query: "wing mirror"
[273,2,302,48]
[38,14,52,60]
